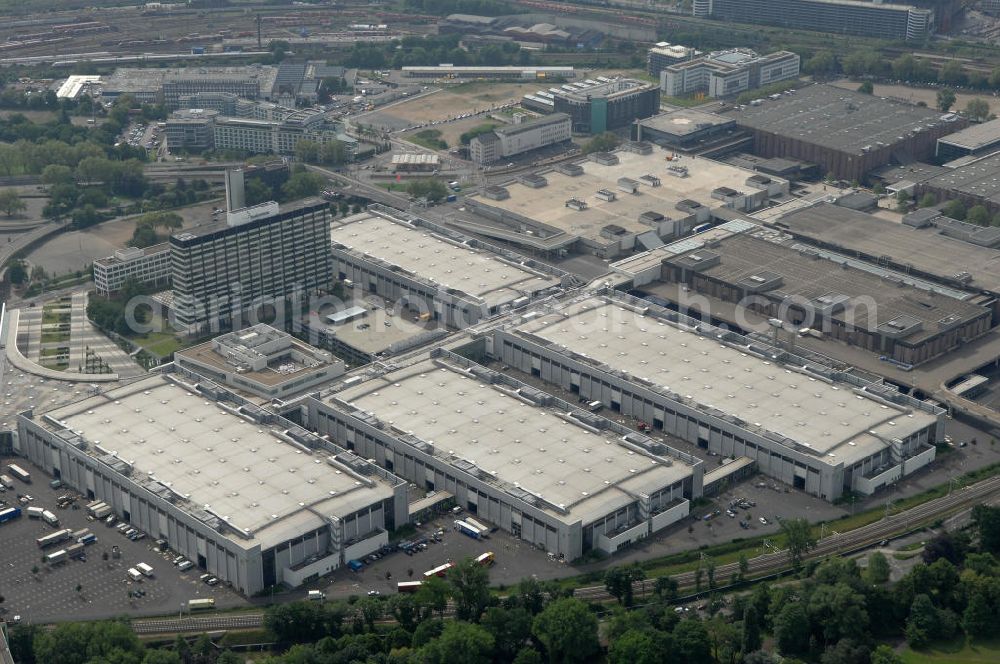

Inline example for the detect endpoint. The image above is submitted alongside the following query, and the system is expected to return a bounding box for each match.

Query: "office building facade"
[469,113,572,166]
[551,79,660,134]
[169,200,333,335]
[698,0,933,40]
[660,49,800,98]
[93,244,172,297]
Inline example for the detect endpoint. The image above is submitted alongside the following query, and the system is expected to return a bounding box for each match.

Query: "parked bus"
[454,520,480,540]
[397,581,423,593]
[423,562,454,579]
[475,552,495,567]
[188,598,216,611]
[0,506,21,524]
[7,464,30,483]
[37,529,73,548]
[465,518,490,536]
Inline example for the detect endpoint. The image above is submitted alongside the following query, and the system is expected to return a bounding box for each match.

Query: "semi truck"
[89,503,113,519]
[7,464,30,483]
[66,543,86,559]
[37,529,73,548]
[26,506,45,519]
[465,518,490,536]
[45,549,68,564]
[0,506,21,524]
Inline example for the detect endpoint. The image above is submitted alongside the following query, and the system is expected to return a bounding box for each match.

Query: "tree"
[871,644,903,664]
[448,557,492,621]
[281,171,325,200]
[705,557,716,589]
[264,601,339,643]
[387,593,419,632]
[780,518,817,569]
[939,61,966,86]
[968,205,991,226]
[421,621,495,664]
[937,88,957,112]
[741,603,763,654]
[582,132,619,155]
[922,531,963,565]
[972,505,1000,553]
[405,178,448,203]
[71,204,101,229]
[807,582,870,644]
[918,192,936,208]
[531,597,600,664]
[245,177,273,206]
[804,51,837,76]
[654,575,678,602]
[320,140,349,166]
[857,80,874,95]
[773,602,810,655]
[962,588,995,637]
[41,164,74,186]
[0,189,26,217]
[481,606,532,663]
[673,619,712,664]
[905,594,937,648]
[8,259,27,285]
[896,190,911,212]
[865,552,891,585]
[514,648,544,664]
[605,564,645,607]
[295,139,320,164]
[941,199,967,222]
[141,650,182,664]
[416,575,449,620]
[966,98,991,122]
[608,629,667,664]
[356,596,382,632]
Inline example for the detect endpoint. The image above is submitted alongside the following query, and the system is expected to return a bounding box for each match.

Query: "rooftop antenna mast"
[257,14,263,50]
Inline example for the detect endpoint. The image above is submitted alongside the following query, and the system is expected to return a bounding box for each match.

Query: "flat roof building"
[461,147,788,258]
[699,0,934,40]
[936,119,1000,162]
[390,153,440,172]
[174,324,345,401]
[469,113,571,166]
[917,151,1000,215]
[102,66,280,108]
[773,202,1000,298]
[647,42,699,78]
[660,49,800,99]
[93,244,172,297]
[307,300,449,367]
[659,230,992,366]
[551,78,660,134]
[633,109,739,152]
[401,65,574,79]
[490,293,942,500]
[724,84,965,181]
[17,372,407,595]
[307,352,700,558]
[330,209,564,328]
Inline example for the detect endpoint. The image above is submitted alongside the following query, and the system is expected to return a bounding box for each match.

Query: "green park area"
[901,637,1000,663]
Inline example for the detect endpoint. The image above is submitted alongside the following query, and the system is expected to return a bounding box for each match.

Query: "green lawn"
[40,331,69,344]
[123,314,186,358]
[901,637,1000,663]
[39,347,68,358]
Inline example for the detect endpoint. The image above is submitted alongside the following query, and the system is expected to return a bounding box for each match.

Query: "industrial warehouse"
[329,209,565,328]
[306,352,701,559]
[15,372,407,595]
[724,85,965,181]
[459,146,788,258]
[651,228,993,366]
[487,293,942,501]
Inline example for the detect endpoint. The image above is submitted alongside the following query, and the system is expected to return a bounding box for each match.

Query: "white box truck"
[136,562,154,578]
[26,506,45,519]
[42,510,59,527]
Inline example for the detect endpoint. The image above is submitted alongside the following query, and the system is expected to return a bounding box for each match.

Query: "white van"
[136,562,154,578]
[308,590,326,601]
[127,568,143,582]
[178,560,194,571]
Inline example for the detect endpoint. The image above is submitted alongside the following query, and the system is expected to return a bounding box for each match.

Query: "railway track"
[127,475,1000,635]
[573,474,1000,601]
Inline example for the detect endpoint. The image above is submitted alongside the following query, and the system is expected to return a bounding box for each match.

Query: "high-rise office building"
[169,199,333,335]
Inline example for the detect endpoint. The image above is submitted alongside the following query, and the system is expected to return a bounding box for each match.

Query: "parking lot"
[0,456,247,624]
[314,512,576,600]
